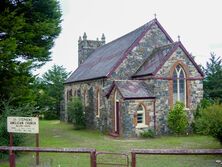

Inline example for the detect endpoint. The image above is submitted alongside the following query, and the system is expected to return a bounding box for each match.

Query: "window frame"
[173,65,186,106]
[96,89,100,117]
[136,104,147,128]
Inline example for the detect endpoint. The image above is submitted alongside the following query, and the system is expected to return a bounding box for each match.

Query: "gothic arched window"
[96,89,100,117]
[173,65,186,105]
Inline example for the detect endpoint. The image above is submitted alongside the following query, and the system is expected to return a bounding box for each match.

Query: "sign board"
[7,117,39,134]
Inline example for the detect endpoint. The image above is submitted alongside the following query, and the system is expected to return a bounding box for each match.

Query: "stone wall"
[122,99,154,137]
[64,78,111,131]
[152,47,203,134]
[111,23,171,79]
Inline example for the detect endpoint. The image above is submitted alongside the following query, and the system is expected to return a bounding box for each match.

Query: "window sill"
[136,124,148,129]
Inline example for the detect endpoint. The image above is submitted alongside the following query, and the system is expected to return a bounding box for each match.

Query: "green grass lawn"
[0,120,222,167]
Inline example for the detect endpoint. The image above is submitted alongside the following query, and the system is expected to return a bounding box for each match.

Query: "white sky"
[34,0,222,75]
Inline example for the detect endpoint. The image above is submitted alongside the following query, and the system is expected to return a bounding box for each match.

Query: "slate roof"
[107,80,155,99]
[133,42,179,77]
[133,42,204,77]
[65,19,161,83]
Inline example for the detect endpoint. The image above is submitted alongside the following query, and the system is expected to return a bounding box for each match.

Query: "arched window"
[136,104,145,127]
[96,89,100,117]
[67,89,72,101]
[173,65,186,105]
[83,88,87,107]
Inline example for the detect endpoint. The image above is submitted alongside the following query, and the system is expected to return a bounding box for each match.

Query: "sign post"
[9,132,15,167]
[7,117,39,167]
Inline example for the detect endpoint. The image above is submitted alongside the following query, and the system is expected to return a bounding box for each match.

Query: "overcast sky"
[34,0,222,75]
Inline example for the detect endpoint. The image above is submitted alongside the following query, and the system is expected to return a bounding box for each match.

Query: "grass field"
[0,120,222,166]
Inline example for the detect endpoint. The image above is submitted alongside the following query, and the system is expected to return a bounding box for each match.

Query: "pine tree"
[203,53,222,102]
[0,0,62,107]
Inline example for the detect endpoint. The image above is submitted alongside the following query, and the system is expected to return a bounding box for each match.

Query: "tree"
[36,65,70,119]
[0,0,62,107]
[203,53,222,102]
[167,102,189,135]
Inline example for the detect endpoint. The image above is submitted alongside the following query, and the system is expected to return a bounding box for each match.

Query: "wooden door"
[115,101,120,134]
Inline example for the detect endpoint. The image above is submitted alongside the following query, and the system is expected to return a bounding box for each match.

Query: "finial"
[83,32,87,40]
[101,33,105,45]
[154,13,157,19]
[78,36,82,43]
[96,37,99,41]
[177,35,180,42]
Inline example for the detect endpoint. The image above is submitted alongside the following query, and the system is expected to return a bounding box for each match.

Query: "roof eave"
[64,76,107,85]
[123,97,156,100]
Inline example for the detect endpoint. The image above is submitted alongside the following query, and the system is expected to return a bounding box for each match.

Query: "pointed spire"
[101,33,105,45]
[83,32,87,47]
[78,36,82,44]
[83,32,87,41]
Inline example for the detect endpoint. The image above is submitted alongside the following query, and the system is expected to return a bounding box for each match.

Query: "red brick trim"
[133,76,203,80]
[168,61,190,108]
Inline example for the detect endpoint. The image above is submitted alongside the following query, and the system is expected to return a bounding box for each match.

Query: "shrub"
[67,97,85,130]
[43,110,58,120]
[193,99,212,132]
[140,129,155,138]
[195,103,222,144]
[0,102,34,159]
[167,102,189,135]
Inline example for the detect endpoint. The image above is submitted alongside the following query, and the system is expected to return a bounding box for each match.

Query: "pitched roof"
[65,19,173,83]
[133,42,204,77]
[133,42,179,77]
[107,80,155,100]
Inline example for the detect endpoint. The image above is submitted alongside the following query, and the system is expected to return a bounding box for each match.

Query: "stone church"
[64,18,203,137]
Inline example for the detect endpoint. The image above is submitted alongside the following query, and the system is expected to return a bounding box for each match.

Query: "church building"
[64,18,203,137]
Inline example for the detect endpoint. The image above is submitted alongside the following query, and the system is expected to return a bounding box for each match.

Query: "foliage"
[203,53,222,102]
[140,129,155,138]
[195,103,222,144]
[193,99,212,132]
[0,101,34,159]
[67,97,86,130]
[194,99,212,119]
[34,65,70,119]
[0,0,62,108]
[167,102,189,135]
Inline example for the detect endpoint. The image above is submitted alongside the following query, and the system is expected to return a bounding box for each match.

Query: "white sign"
[7,117,39,134]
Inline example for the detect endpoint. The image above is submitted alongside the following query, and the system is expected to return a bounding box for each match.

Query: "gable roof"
[107,80,155,100]
[133,42,204,78]
[65,19,173,84]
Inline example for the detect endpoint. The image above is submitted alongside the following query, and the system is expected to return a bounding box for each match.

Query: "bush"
[167,102,189,135]
[195,103,222,144]
[0,102,34,159]
[67,97,85,130]
[43,110,58,120]
[193,99,212,132]
[140,129,155,138]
